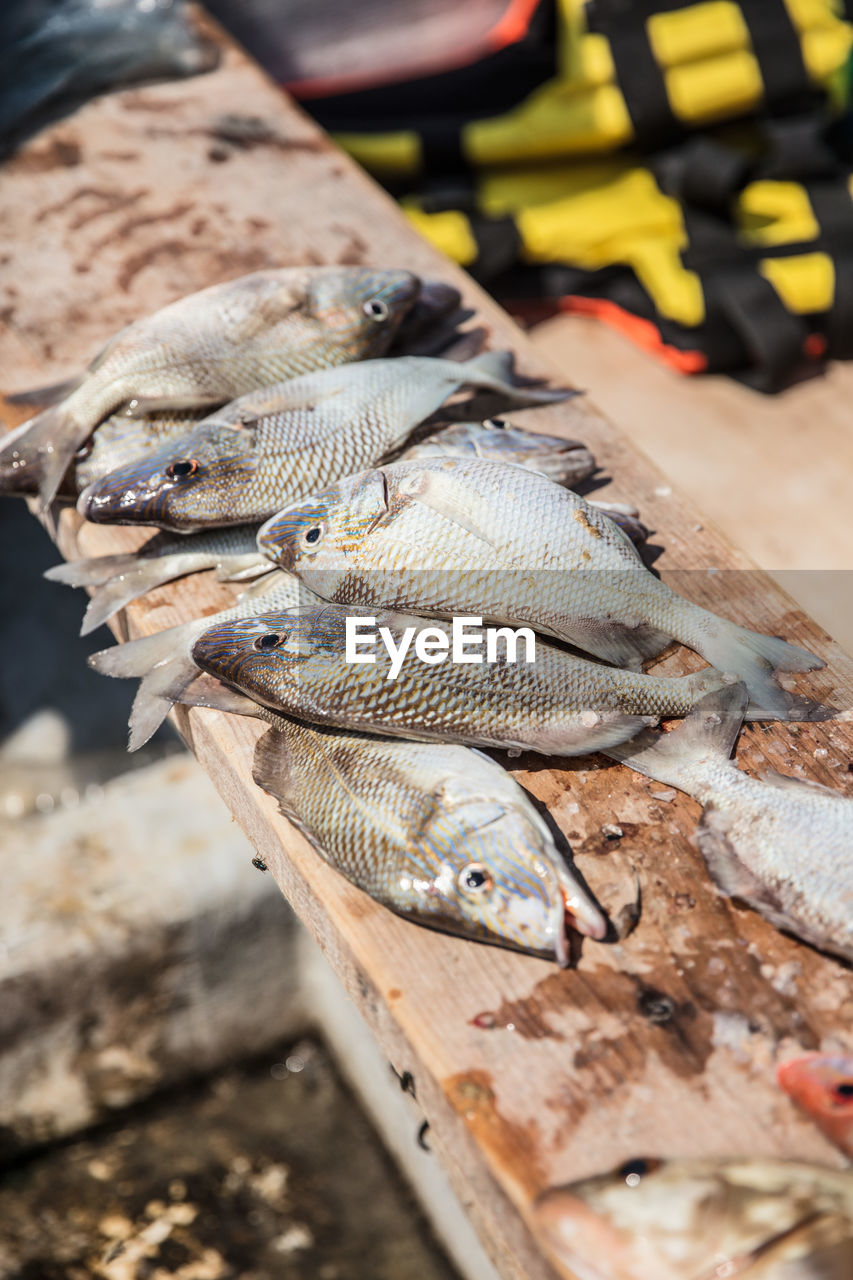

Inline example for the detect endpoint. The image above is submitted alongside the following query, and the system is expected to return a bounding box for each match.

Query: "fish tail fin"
[698,622,824,721]
[89,619,204,680]
[127,653,202,750]
[461,350,574,405]
[44,551,142,589]
[605,684,748,788]
[0,403,88,510]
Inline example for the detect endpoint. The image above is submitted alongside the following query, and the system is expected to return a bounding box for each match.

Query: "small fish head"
[533,1159,757,1280]
[190,606,347,707]
[257,469,388,571]
[395,785,606,963]
[77,425,252,531]
[778,1054,853,1125]
[308,268,419,358]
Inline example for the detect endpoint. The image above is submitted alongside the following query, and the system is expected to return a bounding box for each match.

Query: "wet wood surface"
[1,11,852,1280]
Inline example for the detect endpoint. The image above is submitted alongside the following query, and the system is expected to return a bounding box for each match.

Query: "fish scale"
[1,266,419,509]
[189,603,737,756]
[256,456,824,719]
[607,685,853,961]
[240,704,608,960]
[77,351,566,531]
[534,1158,853,1280]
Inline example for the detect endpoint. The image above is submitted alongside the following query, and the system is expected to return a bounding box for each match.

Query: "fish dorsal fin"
[403,469,499,546]
[759,770,844,798]
[605,684,748,787]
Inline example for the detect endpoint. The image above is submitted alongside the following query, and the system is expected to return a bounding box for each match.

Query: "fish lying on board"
[606,685,853,962]
[256,457,823,719]
[533,1157,853,1280]
[89,571,308,750]
[171,683,608,961]
[4,280,466,499]
[186,602,743,756]
[0,265,420,509]
[400,418,597,486]
[48,420,651,634]
[778,1055,853,1159]
[44,525,267,636]
[76,352,570,531]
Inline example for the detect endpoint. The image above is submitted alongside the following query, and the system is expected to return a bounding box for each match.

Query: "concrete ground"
[0,1040,458,1280]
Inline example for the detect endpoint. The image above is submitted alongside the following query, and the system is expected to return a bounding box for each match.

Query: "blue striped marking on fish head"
[391,791,605,963]
[77,423,257,531]
[308,268,419,358]
[190,605,352,709]
[257,469,388,571]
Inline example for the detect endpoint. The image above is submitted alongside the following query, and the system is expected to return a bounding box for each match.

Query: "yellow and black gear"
[293,0,853,390]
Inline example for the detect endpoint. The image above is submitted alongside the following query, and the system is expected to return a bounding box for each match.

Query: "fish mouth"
[558,887,608,965]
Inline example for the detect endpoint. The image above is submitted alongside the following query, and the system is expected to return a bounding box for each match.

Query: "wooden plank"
[2,12,852,1279]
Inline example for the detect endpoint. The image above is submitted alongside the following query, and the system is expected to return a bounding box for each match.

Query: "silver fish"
[188,603,739,756]
[89,570,307,750]
[0,265,420,509]
[400,418,597,486]
[44,525,267,636]
[606,684,853,961]
[76,352,568,531]
[256,458,823,719]
[171,681,607,959]
[533,1157,853,1280]
[400,422,647,541]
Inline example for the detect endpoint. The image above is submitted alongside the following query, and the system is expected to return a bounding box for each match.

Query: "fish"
[399,420,647,541]
[255,457,824,719]
[76,351,569,531]
[0,265,420,509]
[187,602,742,757]
[777,1055,853,1159]
[88,571,308,750]
[532,1156,853,1280]
[605,685,853,962]
[170,680,607,960]
[44,525,267,636]
[399,418,597,487]
[0,0,218,159]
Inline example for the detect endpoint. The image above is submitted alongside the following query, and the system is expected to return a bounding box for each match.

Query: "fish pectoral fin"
[122,394,225,418]
[172,672,261,717]
[6,373,82,407]
[407,473,499,546]
[696,813,782,910]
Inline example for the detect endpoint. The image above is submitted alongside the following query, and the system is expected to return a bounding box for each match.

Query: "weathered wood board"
[1,11,852,1280]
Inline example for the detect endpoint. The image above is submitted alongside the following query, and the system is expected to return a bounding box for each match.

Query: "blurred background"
[1,2,851,1276]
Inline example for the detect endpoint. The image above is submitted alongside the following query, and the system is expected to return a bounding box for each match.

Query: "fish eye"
[832,1082,853,1102]
[457,863,493,895]
[253,631,286,651]
[166,459,199,480]
[302,525,323,547]
[618,1158,661,1185]
[486,418,508,430]
[363,297,390,322]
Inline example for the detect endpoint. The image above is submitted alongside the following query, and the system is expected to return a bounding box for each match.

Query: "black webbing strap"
[654,137,752,212]
[583,0,683,149]
[469,215,524,281]
[738,0,813,112]
[805,179,853,239]
[825,255,853,359]
[707,269,810,390]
